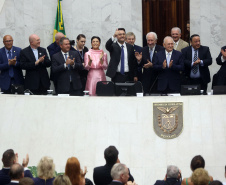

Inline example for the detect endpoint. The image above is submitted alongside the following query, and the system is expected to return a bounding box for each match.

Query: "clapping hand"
[143,59,153,68]
[22,154,29,167]
[169,60,173,68]
[193,58,201,66]
[135,52,142,62]
[8,56,17,65]
[88,55,93,66]
[162,60,167,69]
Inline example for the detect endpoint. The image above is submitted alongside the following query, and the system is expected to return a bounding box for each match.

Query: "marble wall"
[190,0,226,89]
[0,0,142,51]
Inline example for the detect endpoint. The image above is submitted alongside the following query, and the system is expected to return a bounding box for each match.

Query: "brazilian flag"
[53,0,66,42]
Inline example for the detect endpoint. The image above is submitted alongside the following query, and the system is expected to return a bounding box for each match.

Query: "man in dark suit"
[6,163,24,185]
[93,146,134,185]
[106,28,138,83]
[136,32,164,94]
[20,34,51,95]
[181,34,212,93]
[153,36,184,93]
[154,165,181,185]
[0,35,24,94]
[108,163,136,185]
[52,37,83,95]
[0,149,32,185]
[214,46,226,85]
[125,32,142,82]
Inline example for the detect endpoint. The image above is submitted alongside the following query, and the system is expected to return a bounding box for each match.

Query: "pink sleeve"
[101,53,108,70]
[84,52,90,70]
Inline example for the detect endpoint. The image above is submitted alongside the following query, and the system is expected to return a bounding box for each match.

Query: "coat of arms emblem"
[153,102,183,139]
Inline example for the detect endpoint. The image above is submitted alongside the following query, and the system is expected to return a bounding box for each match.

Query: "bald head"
[3,35,14,50]
[55,32,65,45]
[29,34,40,49]
[10,163,24,180]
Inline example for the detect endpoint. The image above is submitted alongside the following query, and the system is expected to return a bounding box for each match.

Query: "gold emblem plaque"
[153,102,183,139]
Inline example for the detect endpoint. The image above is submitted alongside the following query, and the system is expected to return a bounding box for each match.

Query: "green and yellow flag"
[53,0,66,42]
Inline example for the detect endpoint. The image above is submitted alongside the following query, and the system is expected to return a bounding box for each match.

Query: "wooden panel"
[142,0,190,46]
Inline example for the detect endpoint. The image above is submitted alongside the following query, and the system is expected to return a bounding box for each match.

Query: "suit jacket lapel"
[1,47,8,64]
[28,46,37,62]
[177,40,182,51]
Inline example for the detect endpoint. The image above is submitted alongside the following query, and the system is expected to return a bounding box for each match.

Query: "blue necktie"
[64,54,70,69]
[120,45,124,74]
[192,50,198,74]
[8,51,14,77]
[150,48,153,62]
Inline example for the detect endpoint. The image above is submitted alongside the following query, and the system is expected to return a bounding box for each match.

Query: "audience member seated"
[33,156,55,185]
[181,155,213,185]
[53,175,72,185]
[93,146,134,185]
[191,168,210,185]
[108,163,137,185]
[0,149,32,185]
[6,163,25,185]
[65,157,86,185]
[19,177,34,185]
[154,165,181,185]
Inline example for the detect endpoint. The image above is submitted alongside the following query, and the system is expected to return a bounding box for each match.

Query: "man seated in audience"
[0,149,32,185]
[0,35,24,94]
[125,32,142,82]
[153,36,184,94]
[93,146,134,185]
[171,27,189,52]
[6,163,25,185]
[181,34,212,94]
[154,165,181,185]
[108,163,137,185]
[19,177,34,185]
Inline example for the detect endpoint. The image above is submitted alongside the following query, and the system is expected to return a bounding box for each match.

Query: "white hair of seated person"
[167,165,179,178]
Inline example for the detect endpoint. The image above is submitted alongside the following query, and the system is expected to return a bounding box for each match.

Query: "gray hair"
[167,165,179,178]
[59,37,70,45]
[146,32,158,40]
[163,36,174,44]
[171,27,181,34]
[126,32,136,39]
[111,163,127,180]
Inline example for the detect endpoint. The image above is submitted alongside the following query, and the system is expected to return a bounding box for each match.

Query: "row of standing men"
[0,27,225,95]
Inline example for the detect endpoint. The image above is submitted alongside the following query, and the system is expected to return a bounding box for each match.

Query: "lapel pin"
[39,53,42,55]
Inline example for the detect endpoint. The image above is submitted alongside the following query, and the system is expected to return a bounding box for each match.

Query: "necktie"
[167,52,170,67]
[120,45,124,74]
[192,50,198,74]
[8,51,14,77]
[64,54,70,69]
[150,48,153,62]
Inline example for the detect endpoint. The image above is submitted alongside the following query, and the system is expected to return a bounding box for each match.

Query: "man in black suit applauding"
[108,163,137,185]
[106,28,138,83]
[20,34,51,95]
[52,37,83,95]
[181,34,212,94]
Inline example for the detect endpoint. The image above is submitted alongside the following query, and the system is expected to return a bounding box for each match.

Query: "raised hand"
[143,59,153,68]
[100,51,104,65]
[114,29,119,38]
[169,60,173,68]
[22,154,29,167]
[88,55,93,66]
[135,52,142,62]
[163,59,167,69]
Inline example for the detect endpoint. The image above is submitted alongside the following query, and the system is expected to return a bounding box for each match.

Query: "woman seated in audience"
[181,155,213,185]
[53,175,72,185]
[33,156,55,185]
[84,36,108,96]
[191,168,210,185]
[65,157,86,185]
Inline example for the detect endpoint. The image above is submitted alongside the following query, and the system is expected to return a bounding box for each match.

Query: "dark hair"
[91,36,101,43]
[10,163,24,179]
[59,37,70,45]
[104,146,119,165]
[209,181,223,185]
[191,155,205,171]
[118,28,126,33]
[19,177,34,185]
[2,149,15,167]
[190,34,200,41]
[77,34,86,41]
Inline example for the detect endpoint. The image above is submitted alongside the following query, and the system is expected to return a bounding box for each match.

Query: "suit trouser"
[112,72,130,83]
[190,77,207,93]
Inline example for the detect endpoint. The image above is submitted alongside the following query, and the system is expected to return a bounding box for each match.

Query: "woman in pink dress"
[84,36,108,95]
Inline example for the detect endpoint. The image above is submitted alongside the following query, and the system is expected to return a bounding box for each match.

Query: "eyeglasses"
[4,40,13,43]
